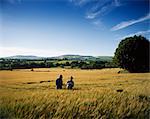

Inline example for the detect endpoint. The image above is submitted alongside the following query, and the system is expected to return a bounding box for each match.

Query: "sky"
[0,0,149,57]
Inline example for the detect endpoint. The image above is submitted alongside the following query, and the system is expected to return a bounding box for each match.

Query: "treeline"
[0,58,117,70]
[69,61,117,69]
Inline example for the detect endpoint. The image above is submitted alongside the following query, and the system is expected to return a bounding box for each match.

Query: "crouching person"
[56,75,63,89]
[66,76,74,89]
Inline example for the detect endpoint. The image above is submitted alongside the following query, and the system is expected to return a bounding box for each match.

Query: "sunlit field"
[0,68,150,119]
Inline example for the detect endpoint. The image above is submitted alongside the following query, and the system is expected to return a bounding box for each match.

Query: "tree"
[113,35,149,73]
[70,61,79,68]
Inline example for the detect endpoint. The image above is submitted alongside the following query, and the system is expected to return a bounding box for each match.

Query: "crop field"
[0,68,150,119]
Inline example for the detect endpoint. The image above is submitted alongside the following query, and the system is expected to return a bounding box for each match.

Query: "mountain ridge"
[1,55,113,61]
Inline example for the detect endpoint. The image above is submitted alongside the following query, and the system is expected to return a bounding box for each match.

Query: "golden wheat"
[0,68,150,119]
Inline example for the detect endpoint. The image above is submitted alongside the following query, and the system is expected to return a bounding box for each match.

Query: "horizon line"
[0,54,114,58]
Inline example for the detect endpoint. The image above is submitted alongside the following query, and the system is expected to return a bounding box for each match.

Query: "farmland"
[0,55,115,70]
[0,68,150,119]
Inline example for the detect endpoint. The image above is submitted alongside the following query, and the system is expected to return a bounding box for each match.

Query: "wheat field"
[0,68,150,119]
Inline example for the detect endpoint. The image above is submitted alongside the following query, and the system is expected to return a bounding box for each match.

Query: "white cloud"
[70,0,121,20]
[119,30,150,40]
[78,0,90,6]
[92,19,101,25]
[86,2,110,19]
[85,0,121,19]
[92,19,103,27]
[86,10,101,19]
[70,0,121,29]
[111,13,150,31]
[114,0,120,7]
[69,0,90,6]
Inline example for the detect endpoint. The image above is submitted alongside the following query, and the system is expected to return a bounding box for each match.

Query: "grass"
[0,68,150,119]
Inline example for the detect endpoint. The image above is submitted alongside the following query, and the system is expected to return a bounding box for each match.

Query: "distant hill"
[3,55,44,60]
[51,55,113,61]
[51,55,97,60]
[2,55,113,61]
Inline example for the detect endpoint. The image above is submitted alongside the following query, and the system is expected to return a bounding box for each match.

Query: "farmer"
[56,75,63,89]
[66,76,74,89]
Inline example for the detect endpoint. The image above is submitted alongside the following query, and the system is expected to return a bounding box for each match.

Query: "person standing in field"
[66,76,74,89]
[56,75,63,89]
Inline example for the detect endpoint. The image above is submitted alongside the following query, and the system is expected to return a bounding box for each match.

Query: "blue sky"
[0,0,149,57]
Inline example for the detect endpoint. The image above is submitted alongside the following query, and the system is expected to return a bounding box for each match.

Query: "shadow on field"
[3,85,53,91]
[23,80,54,85]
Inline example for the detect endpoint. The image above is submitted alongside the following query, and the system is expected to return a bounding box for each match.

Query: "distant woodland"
[0,57,116,70]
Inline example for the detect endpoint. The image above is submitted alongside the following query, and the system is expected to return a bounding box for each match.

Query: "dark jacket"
[56,78,63,89]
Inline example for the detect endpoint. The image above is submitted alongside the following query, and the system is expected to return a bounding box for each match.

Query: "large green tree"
[114,35,150,73]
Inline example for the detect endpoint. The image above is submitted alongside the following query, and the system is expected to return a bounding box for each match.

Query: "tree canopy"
[113,35,149,73]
